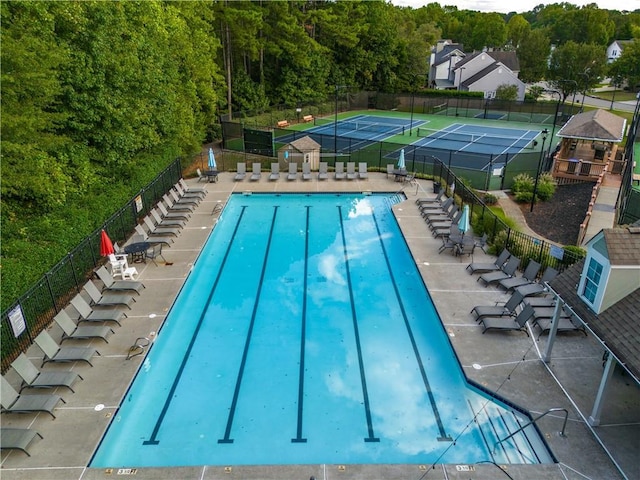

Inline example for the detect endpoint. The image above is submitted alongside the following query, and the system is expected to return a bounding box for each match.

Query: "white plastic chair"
[108,253,128,279]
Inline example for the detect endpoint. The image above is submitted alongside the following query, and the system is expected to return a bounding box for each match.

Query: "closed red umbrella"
[100,230,115,257]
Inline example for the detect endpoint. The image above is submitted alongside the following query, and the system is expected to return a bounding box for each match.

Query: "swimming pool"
[91,193,553,468]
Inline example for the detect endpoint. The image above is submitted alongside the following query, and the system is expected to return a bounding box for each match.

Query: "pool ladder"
[493,407,568,454]
[126,337,151,360]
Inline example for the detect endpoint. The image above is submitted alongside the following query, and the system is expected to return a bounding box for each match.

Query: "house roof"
[455,51,520,72]
[556,109,627,142]
[287,136,320,152]
[601,227,640,265]
[550,259,640,383]
[433,44,465,67]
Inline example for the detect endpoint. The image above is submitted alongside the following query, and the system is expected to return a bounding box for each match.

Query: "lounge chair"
[162,193,195,213]
[95,266,145,294]
[143,216,180,237]
[479,304,534,336]
[358,162,368,179]
[419,196,454,212]
[478,256,521,286]
[169,188,199,207]
[466,249,511,274]
[0,428,43,456]
[471,291,524,321]
[1,376,64,419]
[335,162,345,180]
[134,224,174,247]
[474,233,489,253]
[346,162,357,180]
[318,162,328,180]
[178,177,207,196]
[269,163,280,180]
[173,182,203,202]
[151,207,186,229]
[196,168,207,183]
[11,353,82,393]
[386,164,395,178]
[416,190,446,206]
[287,162,298,180]
[235,162,246,181]
[157,200,191,220]
[523,295,557,307]
[533,313,587,339]
[53,309,114,344]
[250,163,261,181]
[33,330,99,368]
[424,204,458,224]
[70,294,126,327]
[498,260,541,291]
[83,280,136,309]
[513,267,560,297]
[302,162,312,180]
[430,211,463,235]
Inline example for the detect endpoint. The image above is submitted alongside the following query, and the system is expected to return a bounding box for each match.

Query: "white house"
[428,44,526,101]
[606,40,632,63]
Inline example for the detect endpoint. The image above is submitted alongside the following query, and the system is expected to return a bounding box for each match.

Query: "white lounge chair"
[250,163,261,181]
[269,163,280,180]
[235,162,246,180]
[318,162,328,180]
[287,162,298,180]
[346,162,357,180]
[358,162,368,179]
[335,162,345,180]
[302,162,312,180]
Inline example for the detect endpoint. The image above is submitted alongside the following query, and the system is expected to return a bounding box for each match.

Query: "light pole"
[408,74,427,136]
[334,85,348,157]
[609,81,618,111]
[545,89,561,153]
[530,128,549,212]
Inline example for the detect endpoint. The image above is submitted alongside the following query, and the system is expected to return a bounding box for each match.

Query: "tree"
[507,14,530,50]
[547,41,607,102]
[517,29,550,83]
[608,39,640,92]
[495,84,518,101]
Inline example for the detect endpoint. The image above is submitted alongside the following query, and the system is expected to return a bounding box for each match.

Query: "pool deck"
[2,172,638,480]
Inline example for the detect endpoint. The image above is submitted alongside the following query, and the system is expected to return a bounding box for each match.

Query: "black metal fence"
[0,159,183,373]
[433,160,586,272]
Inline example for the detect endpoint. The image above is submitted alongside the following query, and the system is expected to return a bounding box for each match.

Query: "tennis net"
[315,118,405,135]
[417,127,535,149]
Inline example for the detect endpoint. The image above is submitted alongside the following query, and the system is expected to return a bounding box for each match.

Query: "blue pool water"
[91,193,552,468]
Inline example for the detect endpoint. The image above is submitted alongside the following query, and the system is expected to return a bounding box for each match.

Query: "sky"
[389,0,637,14]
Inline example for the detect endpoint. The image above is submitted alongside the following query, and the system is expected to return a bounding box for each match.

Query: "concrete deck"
[2,172,638,480]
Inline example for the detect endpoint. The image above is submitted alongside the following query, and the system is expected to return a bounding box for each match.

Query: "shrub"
[483,193,498,205]
[515,191,533,203]
[535,173,557,201]
[511,173,534,194]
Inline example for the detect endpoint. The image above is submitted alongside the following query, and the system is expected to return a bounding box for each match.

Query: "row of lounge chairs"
[2,178,204,457]
[233,161,369,181]
[467,249,586,338]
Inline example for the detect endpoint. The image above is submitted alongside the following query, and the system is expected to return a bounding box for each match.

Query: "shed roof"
[283,136,321,152]
[601,227,640,265]
[557,109,626,142]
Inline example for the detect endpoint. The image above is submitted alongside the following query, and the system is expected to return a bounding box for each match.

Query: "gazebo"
[551,109,627,182]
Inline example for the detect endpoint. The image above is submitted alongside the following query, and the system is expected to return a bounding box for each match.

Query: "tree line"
[1,0,639,310]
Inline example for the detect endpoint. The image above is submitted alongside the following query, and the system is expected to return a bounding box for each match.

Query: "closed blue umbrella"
[458,204,470,237]
[208,148,217,170]
[397,149,406,170]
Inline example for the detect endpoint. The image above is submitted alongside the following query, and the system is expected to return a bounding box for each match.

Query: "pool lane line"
[338,205,380,443]
[143,206,248,446]
[371,211,452,442]
[292,205,310,443]
[219,205,279,444]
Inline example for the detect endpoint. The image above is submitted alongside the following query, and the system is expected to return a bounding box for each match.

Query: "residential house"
[606,40,632,63]
[428,42,526,100]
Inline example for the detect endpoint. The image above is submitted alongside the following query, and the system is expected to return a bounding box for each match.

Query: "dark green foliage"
[483,193,498,205]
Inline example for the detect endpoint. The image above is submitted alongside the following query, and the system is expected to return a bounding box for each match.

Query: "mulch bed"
[516,182,595,246]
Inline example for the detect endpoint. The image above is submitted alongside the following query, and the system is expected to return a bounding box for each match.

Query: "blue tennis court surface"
[310,115,413,141]
[415,123,539,155]
[90,193,553,468]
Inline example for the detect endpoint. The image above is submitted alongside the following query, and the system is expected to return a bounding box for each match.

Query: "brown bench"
[277,120,290,128]
[303,115,314,123]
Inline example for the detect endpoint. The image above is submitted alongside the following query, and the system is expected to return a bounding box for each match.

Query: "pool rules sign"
[8,304,26,337]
